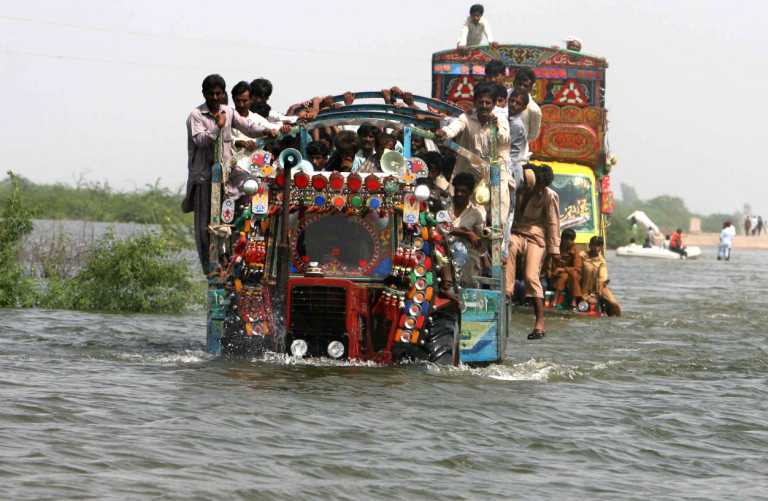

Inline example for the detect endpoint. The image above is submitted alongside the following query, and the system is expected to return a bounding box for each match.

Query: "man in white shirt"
[457,4,498,49]
[503,89,529,255]
[436,81,512,228]
[514,68,542,143]
[230,81,282,165]
[718,221,736,261]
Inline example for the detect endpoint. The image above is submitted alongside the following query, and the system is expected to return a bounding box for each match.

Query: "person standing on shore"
[718,221,736,261]
[744,215,752,237]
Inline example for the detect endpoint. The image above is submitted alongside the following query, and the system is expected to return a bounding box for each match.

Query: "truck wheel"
[423,309,458,364]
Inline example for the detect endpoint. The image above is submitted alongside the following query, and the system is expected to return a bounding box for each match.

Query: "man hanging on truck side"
[183,74,276,273]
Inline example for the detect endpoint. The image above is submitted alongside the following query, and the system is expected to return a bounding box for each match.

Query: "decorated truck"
[431,43,615,245]
[205,93,511,365]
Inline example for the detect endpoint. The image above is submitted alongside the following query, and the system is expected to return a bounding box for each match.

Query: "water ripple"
[2,250,768,499]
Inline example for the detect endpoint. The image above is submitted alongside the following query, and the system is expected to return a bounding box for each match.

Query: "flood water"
[2,249,767,500]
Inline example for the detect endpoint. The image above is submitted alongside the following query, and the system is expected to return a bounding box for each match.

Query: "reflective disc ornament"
[408,157,428,178]
[347,173,362,193]
[293,172,310,189]
[368,196,382,209]
[364,174,382,193]
[221,198,236,224]
[312,174,328,191]
[250,150,272,168]
[329,172,345,191]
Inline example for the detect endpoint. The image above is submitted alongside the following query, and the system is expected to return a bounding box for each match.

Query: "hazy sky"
[2,0,766,215]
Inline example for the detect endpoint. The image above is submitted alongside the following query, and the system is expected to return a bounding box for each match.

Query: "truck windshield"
[552,173,595,234]
[290,211,393,279]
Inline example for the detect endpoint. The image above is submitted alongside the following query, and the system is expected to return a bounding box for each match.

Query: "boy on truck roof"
[457,4,498,49]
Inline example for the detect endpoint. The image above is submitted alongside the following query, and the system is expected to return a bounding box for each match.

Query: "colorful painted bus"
[431,44,616,244]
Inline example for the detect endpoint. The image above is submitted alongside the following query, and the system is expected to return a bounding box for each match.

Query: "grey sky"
[1,0,766,216]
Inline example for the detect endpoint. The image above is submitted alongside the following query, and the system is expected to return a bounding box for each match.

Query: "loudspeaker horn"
[278,148,303,169]
[380,149,406,177]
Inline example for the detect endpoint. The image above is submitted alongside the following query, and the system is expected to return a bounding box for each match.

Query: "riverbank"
[684,232,768,250]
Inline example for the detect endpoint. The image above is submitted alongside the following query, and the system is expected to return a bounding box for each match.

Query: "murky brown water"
[2,249,767,499]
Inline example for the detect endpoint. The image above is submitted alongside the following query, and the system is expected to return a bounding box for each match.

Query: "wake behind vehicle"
[205,92,511,365]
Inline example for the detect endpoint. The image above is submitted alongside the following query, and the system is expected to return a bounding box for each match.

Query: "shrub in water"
[65,231,199,313]
[0,171,36,307]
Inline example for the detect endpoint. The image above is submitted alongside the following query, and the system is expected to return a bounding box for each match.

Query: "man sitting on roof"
[457,4,498,49]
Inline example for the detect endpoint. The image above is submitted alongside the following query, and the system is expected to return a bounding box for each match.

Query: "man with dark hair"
[249,78,273,118]
[514,67,542,143]
[249,77,297,125]
[507,89,530,175]
[580,236,621,316]
[549,228,583,308]
[183,74,274,273]
[352,124,380,172]
[450,172,486,288]
[502,88,530,252]
[324,131,359,172]
[306,141,329,171]
[492,83,509,120]
[436,82,512,223]
[505,164,561,339]
[230,81,286,165]
[420,151,451,192]
[457,4,497,49]
[485,60,506,84]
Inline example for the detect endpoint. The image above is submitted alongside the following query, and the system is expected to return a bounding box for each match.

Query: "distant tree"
[620,183,640,206]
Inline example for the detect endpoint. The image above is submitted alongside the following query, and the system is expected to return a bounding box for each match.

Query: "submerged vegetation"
[0,172,37,307]
[0,172,202,312]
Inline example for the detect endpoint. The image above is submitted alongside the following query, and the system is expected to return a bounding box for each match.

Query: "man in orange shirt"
[669,228,687,258]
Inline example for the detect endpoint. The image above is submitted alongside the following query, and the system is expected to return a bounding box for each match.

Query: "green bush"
[42,231,202,313]
[0,172,37,307]
[1,172,202,313]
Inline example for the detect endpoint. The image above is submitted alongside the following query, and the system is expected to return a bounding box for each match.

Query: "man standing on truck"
[504,164,561,339]
[513,68,542,143]
[435,82,512,226]
[457,4,498,49]
[182,74,275,273]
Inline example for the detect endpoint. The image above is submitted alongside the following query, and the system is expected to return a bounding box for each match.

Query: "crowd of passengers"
[184,7,619,340]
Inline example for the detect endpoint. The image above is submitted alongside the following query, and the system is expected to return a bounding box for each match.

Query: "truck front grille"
[290,286,347,337]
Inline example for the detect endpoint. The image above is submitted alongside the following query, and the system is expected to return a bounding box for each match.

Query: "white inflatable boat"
[615,243,702,260]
